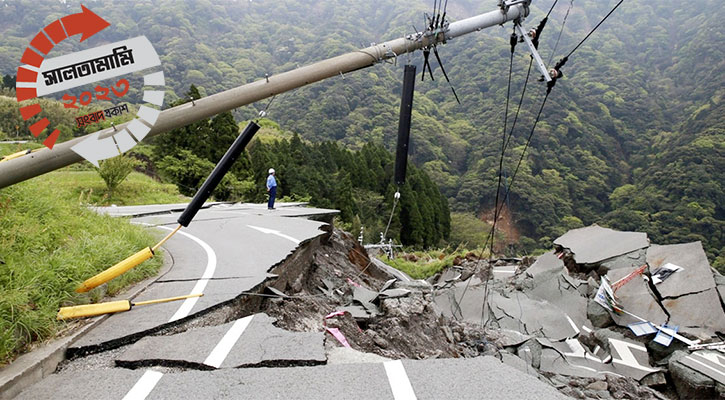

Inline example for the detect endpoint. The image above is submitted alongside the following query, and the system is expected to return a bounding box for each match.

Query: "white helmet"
[268,168,275,174]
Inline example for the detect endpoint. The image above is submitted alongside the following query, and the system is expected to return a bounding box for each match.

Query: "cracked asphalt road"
[15,203,566,400]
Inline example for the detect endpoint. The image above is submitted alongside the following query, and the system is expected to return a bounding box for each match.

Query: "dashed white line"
[383,360,417,400]
[123,225,217,399]
[122,370,163,400]
[247,224,300,244]
[204,315,254,368]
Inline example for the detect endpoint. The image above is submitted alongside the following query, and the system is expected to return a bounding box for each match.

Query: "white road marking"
[686,352,725,379]
[160,227,217,322]
[609,338,658,373]
[247,224,300,244]
[565,315,580,335]
[122,370,163,400]
[123,225,218,399]
[204,315,255,368]
[383,360,417,400]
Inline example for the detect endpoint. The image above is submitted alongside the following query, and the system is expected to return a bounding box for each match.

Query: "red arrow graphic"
[15,4,111,150]
[60,5,110,42]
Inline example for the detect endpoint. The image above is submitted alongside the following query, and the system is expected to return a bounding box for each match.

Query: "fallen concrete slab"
[537,336,660,381]
[606,242,725,338]
[525,265,591,333]
[554,225,649,265]
[646,242,717,298]
[599,249,647,273]
[488,292,580,341]
[117,313,325,369]
[525,251,564,278]
[678,350,725,386]
[669,350,722,399]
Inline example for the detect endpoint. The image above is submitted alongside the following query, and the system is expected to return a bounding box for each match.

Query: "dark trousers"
[267,186,276,209]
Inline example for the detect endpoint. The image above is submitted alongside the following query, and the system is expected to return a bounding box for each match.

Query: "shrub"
[97,155,139,197]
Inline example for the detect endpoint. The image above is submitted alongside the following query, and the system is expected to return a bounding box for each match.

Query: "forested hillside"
[0,0,722,265]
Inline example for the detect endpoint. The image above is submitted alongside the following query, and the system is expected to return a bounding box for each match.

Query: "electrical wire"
[545,0,560,18]
[497,88,552,218]
[486,29,518,259]
[564,0,625,59]
[547,0,574,66]
[503,58,533,155]
[383,192,400,240]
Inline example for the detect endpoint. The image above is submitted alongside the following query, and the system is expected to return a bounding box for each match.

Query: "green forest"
[0,0,722,267]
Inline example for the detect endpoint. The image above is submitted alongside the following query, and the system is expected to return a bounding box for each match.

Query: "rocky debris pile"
[430,224,725,399]
[240,229,498,360]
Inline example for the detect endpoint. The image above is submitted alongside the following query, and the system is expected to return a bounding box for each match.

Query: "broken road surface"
[67,203,334,357]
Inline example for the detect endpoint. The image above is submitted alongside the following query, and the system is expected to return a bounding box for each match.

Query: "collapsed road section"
[14,212,725,399]
[15,203,565,400]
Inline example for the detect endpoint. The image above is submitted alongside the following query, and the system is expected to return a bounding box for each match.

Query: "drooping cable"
[496,88,552,220]
[503,58,533,154]
[485,28,518,258]
[547,0,574,66]
[383,192,400,240]
[564,0,625,59]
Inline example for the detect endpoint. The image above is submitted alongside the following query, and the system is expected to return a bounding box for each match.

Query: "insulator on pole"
[394,64,416,186]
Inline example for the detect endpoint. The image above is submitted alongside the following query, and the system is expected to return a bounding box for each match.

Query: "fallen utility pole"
[0,1,530,189]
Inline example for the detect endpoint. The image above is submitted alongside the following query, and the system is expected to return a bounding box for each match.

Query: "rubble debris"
[669,350,722,399]
[554,225,649,266]
[424,225,725,398]
[587,299,614,328]
[525,251,565,278]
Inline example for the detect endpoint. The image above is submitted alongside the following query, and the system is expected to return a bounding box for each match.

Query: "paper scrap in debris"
[594,277,619,312]
[652,263,682,285]
[654,324,678,347]
[628,321,657,336]
[326,327,351,348]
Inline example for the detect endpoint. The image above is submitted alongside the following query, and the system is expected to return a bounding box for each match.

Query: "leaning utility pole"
[0,1,531,189]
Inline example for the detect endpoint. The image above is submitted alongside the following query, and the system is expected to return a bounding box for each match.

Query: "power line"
[565,0,625,59]
[547,0,574,66]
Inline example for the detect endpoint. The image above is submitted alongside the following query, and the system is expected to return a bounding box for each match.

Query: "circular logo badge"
[15,5,165,166]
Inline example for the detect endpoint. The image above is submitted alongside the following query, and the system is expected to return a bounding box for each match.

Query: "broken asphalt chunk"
[554,225,649,265]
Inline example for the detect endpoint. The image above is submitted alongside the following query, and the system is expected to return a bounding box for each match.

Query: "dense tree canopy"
[0,0,722,262]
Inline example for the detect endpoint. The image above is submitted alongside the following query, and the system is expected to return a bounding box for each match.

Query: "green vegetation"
[0,0,722,264]
[58,170,185,206]
[151,87,450,246]
[97,155,141,198]
[0,174,167,365]
[382,248,489,279]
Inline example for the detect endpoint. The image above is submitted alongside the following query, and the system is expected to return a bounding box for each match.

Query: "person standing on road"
[266,168,277,210]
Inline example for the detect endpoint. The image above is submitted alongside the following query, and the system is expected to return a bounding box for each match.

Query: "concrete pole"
[0,2,528,188]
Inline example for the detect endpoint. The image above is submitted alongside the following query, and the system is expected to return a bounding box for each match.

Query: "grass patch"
[381,248,491,279]
[48,170,185,206]
[0,170,175,365]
